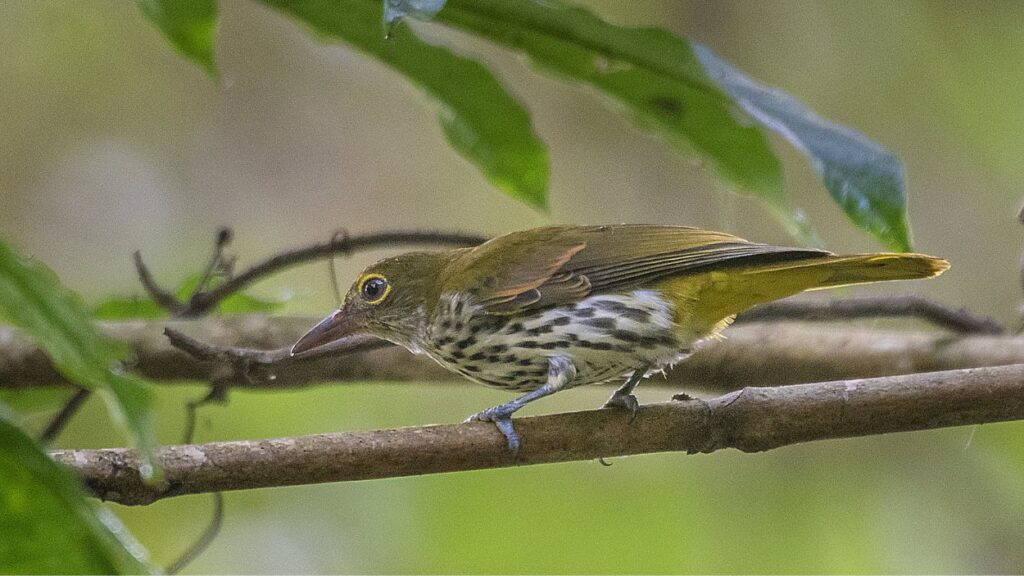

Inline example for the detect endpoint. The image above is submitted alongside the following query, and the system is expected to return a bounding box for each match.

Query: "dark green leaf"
[137,0,218,76]
[258,0,548,209]
[0,239,160,479]
[0,417,154,574]
[434,0,816,244]
[694,44,911,251]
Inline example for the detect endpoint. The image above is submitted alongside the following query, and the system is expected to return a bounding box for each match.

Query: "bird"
[291,224,948,453]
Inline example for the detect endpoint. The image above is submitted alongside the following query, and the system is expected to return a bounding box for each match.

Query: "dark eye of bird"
[361,277,388,302]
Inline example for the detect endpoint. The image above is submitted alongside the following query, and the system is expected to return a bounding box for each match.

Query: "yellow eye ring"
[357,273,391,304]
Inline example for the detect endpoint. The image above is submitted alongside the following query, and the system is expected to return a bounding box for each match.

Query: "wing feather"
[441,225,828,315]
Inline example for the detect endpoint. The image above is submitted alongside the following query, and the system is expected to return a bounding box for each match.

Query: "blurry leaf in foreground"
[136,0,218,77]
[436,0,817,245]
[261,0,549,210]
[0,417,154,574]
[694,44,912,251]
[0,239,160,479]
[384,0,447,26]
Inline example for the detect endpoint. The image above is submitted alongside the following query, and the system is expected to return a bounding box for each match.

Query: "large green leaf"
[694,44,911,251]
[0,417,155,574]
[433,0,816,244]
[0,240,160,479]
[136,0,218,76]
[259,0,549,209]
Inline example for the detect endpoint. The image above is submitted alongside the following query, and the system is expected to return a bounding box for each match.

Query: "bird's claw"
[466,408,521,454]
[603,392,640,422]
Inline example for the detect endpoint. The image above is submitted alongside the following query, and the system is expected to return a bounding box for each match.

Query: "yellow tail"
[658,252,949,340]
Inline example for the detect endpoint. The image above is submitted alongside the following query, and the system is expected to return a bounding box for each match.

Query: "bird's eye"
[359,275,390,304]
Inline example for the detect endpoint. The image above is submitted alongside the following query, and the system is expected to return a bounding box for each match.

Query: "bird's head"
[290,251,456,355]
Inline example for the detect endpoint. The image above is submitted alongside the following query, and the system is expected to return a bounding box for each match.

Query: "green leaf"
[0,239,160,480]
[0,417,155,574]
[693,44,912,251]
[93,296,168,320]
[433,0,816,244]
[259,0,549,209]
[137,0,218,77]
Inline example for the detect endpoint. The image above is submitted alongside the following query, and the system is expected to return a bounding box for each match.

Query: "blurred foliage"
[265,0,550,209]
[136,0,218,76]
[139,0,913,250]
[0,416,155,574]
[0,239,160,478]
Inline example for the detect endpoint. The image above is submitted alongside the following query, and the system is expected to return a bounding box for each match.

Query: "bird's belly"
[419,290,690,392]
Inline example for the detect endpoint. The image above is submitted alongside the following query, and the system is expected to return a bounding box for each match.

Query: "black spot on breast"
[583,317,616,330]
[516,340,539,348]
[592,342,614,351]
[450,349,465,360]
[455,336,477,349]
[487,355,504,363]
[539,342,558,350]
[469,352,487,361]
[505,322,524,334]
[488,344,509,353]
[463,365,481,373]
[574,308,596,318]
[610,330,642,343]
[526,325,554,336]
[517,358,533,366]
[622,308,651,323]
[551,316,571,326]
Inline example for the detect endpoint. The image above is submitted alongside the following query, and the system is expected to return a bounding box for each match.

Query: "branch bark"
[52,364,1024,505]
[4,316,1024,392]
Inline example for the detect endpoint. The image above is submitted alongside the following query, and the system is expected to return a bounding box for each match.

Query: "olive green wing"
[441,224,828,315]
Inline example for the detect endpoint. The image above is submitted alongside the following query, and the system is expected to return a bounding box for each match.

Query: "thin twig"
[132,251,184,313]
[740,295,1004,334]
[165,493,225,575]
[52,364,1024,506]
[38,388,91,445]
[135,230,487,318]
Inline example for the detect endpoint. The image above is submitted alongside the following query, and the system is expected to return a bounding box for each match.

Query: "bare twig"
[52,364,1024,506]
[135,230,487,318]
[132,251,184,314]
[38,388,91,445]
[165,493,224,575]
[741,295,1004,335]
[4,316,1024,392]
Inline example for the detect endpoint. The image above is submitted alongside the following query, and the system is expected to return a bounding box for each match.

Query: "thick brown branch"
[3,316,1024,392]
[52,364,1024,505]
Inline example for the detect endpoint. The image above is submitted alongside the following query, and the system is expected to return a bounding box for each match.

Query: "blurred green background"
[3,0,1023,573]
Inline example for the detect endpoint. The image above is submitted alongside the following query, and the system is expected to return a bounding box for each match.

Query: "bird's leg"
[603,364,651,420]
[465,356,576,454]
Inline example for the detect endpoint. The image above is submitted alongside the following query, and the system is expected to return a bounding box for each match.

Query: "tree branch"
[135,230,487,318]
[52,364,1024,506]
[3,315,1023,392]
[743,295,1004,334]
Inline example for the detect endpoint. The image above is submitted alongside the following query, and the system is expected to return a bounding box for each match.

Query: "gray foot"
[466,405,521,454]
[603,392,640,422]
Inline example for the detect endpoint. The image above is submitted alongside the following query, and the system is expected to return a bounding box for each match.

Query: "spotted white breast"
[410,290,695,392]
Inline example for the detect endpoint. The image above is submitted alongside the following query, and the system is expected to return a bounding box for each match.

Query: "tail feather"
[658,252,949,339]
